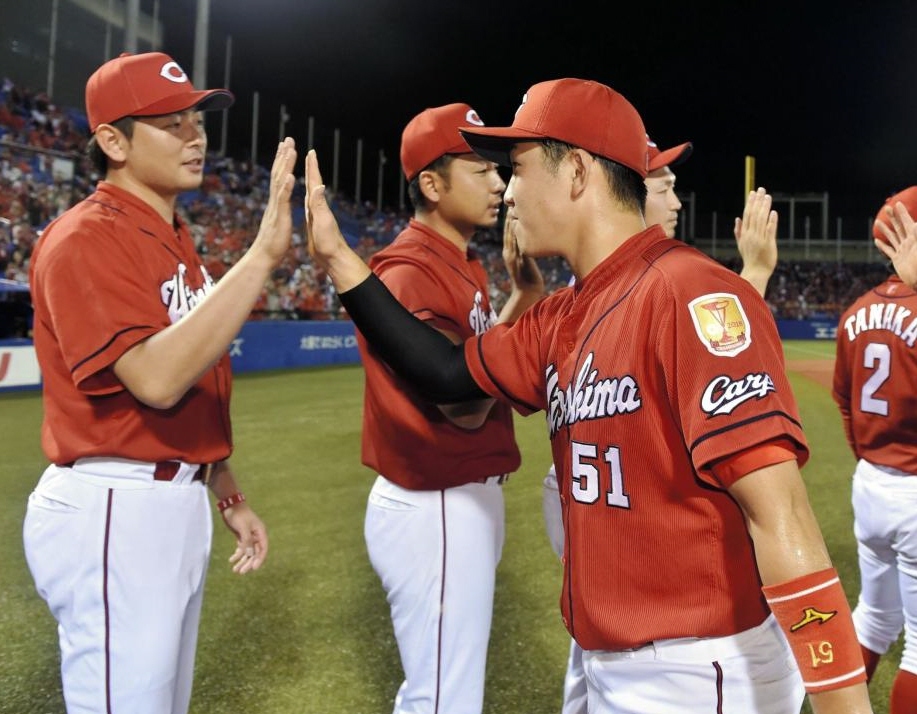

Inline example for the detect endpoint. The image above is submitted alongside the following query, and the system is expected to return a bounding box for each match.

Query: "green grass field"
[0,341,901,713]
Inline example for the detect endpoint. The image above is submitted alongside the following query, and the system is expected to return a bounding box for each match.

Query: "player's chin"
[178,171,205,190]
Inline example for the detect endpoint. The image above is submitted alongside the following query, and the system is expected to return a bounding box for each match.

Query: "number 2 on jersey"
[860,342,890,416]
[571,441,631,508]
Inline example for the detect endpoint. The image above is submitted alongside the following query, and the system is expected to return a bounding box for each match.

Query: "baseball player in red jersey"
[541,134,781,714]
[358,103,543,714]
[305,78,873,713]
[832,187,917,713]
[22,52,297,713]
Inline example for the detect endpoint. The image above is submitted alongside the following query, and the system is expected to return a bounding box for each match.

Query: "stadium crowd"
[0,76,892,336]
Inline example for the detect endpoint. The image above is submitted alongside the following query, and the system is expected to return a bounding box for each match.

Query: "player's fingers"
[875,236,896,260]
[733,217,742,241]
[875,218,901,249]
[748,188,770,230]
[893,201,917,236]
[230,543,256,573]
[305,150,325,198]
[269,138,292,183]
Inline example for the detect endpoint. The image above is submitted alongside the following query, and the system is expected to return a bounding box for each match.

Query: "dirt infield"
[786,358,834,390]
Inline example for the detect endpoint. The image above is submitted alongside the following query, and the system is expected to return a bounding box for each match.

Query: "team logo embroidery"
[790,607,836,632]
[160,61,190,84]
[688,293,750,356]
[465,108,484,127]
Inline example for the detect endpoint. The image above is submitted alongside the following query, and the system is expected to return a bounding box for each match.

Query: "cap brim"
[134,88,235,119]
[460,127,547,167]
[648,142,693,172]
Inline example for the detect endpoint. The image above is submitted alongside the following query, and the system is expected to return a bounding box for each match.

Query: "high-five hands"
[304,149,370,292]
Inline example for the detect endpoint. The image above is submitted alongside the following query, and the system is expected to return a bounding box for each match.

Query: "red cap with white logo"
[400,103,485,181]
[85,52,234,132]
[460,78,648,177]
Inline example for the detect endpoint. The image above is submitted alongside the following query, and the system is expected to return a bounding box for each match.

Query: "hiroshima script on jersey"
[840,301,917,347]
[161,263,215,324]
[546,352,641,436]
[469,291,497,335]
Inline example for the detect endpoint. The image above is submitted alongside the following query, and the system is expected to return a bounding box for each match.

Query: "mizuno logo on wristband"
[790,607,837,631]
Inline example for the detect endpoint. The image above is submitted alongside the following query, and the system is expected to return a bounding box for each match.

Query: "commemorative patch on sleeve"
[688,293,751,356]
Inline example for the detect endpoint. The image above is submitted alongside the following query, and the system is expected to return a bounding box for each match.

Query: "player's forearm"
[339,273,487,403]
[729,462,833,582]
[207,460,242,501]
[114,249,277,408]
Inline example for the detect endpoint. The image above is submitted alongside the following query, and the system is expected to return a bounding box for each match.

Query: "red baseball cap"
[85,52,234,132]
[400,103,485,181]
[647,135,693,172]
[460,78,648,177]
[873,186,917,243]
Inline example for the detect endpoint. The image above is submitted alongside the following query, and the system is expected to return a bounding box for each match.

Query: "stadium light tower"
[193,0,210,89]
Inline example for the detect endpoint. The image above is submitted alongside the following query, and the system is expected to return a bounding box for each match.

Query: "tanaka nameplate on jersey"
[688,293,750,357]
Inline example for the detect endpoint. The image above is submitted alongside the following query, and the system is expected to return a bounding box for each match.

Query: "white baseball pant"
[851,458,917,674]
[364,474,505,714]
[23,460,212,714]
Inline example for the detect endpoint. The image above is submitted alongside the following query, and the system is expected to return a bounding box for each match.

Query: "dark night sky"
[157,0,917,229]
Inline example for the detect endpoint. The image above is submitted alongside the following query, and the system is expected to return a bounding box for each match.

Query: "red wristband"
[217,492,246,513]
[762,567,866,693]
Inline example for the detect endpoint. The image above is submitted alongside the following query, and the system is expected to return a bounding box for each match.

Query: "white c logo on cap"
[465,109,484,127]
[160,61,189,84]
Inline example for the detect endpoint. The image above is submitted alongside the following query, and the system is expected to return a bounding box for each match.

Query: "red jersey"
[357,219,519,490]
[463,226,808,649]
[29,181,233,465]
[832,274,917,473]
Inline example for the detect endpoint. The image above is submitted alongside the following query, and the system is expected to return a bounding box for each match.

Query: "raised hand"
[875,201,917,289]
[304,149,371,291]
[251,137,297,266]
[734,187,778,298]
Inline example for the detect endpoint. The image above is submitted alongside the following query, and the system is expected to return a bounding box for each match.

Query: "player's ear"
[569,147,592,198]
[417,169,441,205]
[95,123,129,164]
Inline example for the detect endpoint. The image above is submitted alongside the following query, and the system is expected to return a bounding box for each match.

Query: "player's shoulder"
[643,238,754,297]
[370,232,427,271]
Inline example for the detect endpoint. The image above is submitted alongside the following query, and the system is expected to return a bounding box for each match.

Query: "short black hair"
[85,116,136,175]
[541,139,646,214]
[406,154,458,211]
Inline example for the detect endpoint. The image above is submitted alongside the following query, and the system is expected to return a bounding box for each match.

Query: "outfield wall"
[0,320,361,393]
[0,318,836,392]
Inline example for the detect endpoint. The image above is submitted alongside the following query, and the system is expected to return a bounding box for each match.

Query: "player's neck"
[413,213,472,253]
[105,171,178,225]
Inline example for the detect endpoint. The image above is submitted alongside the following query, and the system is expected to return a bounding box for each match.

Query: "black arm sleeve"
[339,273,488,403]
